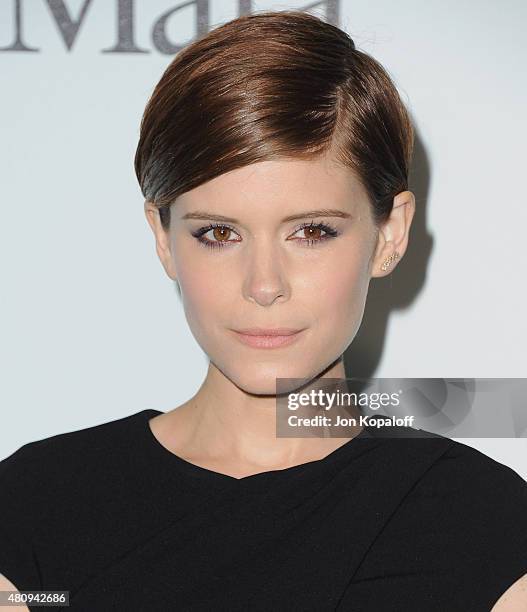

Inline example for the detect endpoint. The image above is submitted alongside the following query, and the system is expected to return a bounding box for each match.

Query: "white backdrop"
[1,0,526,478]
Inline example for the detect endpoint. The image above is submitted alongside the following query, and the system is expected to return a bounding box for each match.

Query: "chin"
[225,362,324,397]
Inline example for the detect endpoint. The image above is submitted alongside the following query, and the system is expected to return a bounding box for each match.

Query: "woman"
[1,10,526,611]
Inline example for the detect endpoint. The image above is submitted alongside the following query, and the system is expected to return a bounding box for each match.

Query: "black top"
[1,409,526,611]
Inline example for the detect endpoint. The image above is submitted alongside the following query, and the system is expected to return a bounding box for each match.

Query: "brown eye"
[302,226,322,240]
[212,226,231,241]
[289,221,339,247]
[192,223,241,250]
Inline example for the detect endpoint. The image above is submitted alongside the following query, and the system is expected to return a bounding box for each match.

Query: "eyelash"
[191,221,340,251]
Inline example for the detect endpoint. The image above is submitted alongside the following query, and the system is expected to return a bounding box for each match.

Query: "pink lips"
[231,328,305,349]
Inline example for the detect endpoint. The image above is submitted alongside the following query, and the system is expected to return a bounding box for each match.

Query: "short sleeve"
[341,440,527,612]
[0,443,44,592]
[473,457,527,608]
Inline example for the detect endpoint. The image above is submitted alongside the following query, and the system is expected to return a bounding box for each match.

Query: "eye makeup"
[190,220,340,251]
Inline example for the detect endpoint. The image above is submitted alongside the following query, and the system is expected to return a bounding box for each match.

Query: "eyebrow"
[181,208,352,223]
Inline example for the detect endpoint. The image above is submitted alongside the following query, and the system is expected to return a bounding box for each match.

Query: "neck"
[161,357,363,471]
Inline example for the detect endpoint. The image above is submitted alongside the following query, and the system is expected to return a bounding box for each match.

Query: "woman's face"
[150,155,382,395]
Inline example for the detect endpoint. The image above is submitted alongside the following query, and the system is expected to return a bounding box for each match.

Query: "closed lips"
[234,328,303,336]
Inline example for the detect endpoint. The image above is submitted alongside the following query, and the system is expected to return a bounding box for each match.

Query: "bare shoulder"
[0,573,29,611]
[491,572,527,611]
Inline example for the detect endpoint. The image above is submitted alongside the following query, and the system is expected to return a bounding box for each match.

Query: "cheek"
[173,234,373,354]
[333,261,368,317]
[307,244,371,325]
[175,257,235,344]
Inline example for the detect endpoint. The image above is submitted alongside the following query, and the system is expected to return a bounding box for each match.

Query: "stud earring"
[381,251,399,271]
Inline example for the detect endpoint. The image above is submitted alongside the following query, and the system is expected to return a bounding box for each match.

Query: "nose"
[242,242,290,307]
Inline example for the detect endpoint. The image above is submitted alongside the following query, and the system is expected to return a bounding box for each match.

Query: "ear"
[144,201,178,281]
[370,190,416,278]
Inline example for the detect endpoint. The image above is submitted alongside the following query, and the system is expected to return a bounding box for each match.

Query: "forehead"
[175,156,370,218]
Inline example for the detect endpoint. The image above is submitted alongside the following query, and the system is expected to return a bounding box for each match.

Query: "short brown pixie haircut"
[134,10,414,232]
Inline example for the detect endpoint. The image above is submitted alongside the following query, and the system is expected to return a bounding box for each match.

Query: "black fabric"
[1,409,526,611]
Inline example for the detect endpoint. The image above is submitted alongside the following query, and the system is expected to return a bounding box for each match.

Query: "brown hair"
[134,9,414,232]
